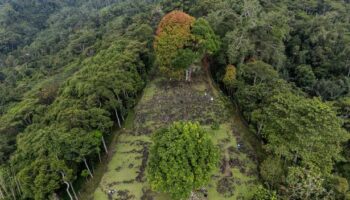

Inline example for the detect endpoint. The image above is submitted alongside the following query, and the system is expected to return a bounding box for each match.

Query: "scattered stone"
[107,179,135,187]
[227,146,237,154]
[101,74,261,199]
[189,191,201,200]
[229,158,241,168]
[136,146,149,182]
[220,158,228,174]
[217,177,235,197]
[123,179,134,184]
[108,189,117,195]
[116,189,135,200]
[141,188,154,200]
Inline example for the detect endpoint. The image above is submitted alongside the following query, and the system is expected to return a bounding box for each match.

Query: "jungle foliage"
[1,0,350,199]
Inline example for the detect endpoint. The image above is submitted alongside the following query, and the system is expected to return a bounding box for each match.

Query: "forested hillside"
[0,0,350,200]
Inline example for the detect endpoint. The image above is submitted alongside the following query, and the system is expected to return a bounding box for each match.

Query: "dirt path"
[202,56,217,96]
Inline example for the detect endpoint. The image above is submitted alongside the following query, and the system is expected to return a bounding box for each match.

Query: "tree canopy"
[147,122,219,200]
[154,10,219,79]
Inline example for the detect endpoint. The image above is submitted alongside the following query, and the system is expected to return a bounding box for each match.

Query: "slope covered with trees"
[0,0,155,199]
[199,0,350,199]
[1,0,350,199]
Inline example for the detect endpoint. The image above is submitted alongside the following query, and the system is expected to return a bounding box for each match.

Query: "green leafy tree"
[314,77,350,100]
[235,61,290,121]
[0,166,20,200]
[238,61,280,86]
[332,97,350,131]
[225,29,254,65]
[191,18,220,55]
[260,156,285,188]
[154,11,195,78]
[329,175,349,199]
[222,64,237,93]
[286,167,333,200]
[2,5,153,197]
[295,64,316,91]
[255,92,348,173]
[171,49,199,70]
[147,122,219,200]
[16,156,73,200]
[154,11,219,80]
[252,185,278,200]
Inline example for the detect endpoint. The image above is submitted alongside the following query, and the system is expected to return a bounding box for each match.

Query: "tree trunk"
[0,186,5,199]
[123,90,130,99]
[11,166,22,196]
[10,186,16,200]
[60,172,76,200]
[91,163,95,174]
[253,74,257,85]
[98,152,102,163]
[116,93,122,105]
[121,112,125,121]
[69,182,78,200]
[101,136,108,154]
[14,177,22,196]
[83,158,93,178]
[115,109,122,128]
[63,181,73,200]
[185,69,189,81]
[0,183,8,199]
[257,123,263,135]
[293,154,298,164]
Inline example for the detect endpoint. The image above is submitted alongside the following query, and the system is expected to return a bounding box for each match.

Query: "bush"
[260,156,285,188]
[252,185,277,200]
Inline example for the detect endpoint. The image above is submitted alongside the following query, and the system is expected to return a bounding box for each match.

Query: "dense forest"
[0,0,350,199]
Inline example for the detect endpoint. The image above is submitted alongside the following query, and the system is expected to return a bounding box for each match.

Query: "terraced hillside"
[94,70,261,200]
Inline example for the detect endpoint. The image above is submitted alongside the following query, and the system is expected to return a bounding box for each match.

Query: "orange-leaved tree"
[154,11,219,80]
[154,11,195,79]
[223,64,237,94]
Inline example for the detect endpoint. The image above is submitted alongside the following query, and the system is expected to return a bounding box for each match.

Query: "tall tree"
[253,92,347,173]
[154,10,195,78]
[154,11,219,80]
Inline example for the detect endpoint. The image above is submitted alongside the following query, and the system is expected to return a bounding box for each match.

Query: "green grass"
[205,123,259,199]
[94,71,261,199]
[123,110,135,129]
[94,133,150,199]
[140,81,157,102]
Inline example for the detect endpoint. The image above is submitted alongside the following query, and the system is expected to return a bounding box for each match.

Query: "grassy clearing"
[94,71,261,200]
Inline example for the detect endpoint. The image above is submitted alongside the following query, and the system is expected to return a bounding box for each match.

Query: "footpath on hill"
[93,70,261,200]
